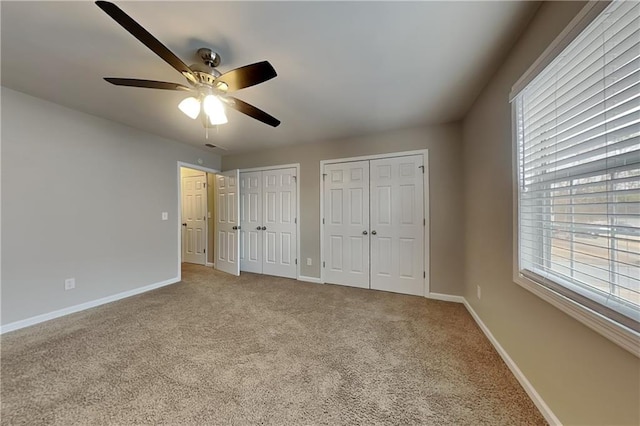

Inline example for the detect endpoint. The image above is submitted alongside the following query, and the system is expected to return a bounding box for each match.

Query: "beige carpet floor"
[1,264,545,425]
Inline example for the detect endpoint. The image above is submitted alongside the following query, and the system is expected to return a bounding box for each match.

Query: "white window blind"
[514,0,640,332]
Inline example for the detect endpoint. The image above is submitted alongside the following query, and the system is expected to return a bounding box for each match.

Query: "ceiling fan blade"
[104,78,193,91]
[226,97,281,127]
[216,61,277,92]
[95,1,197,84]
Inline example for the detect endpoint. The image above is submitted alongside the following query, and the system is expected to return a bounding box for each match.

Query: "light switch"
[162,212,168,221]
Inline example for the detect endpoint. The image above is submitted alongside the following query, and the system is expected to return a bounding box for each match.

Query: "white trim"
[295,164,301,280]
[238,163,300,173]
[321,149,429,165]
[0,277,180,334]
[319,149,430,295]
[424,151,430,297]
[206,262,214,267]
[298,275,323,284]
[177,161,220,280]
[509,0,610,101]
[427,292,464,304]
[463,299,562,426]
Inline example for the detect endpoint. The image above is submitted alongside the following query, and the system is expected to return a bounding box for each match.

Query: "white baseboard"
[427,292,465,303]
[0,277,180,334]
[462,299,561,425]
[298,275,322,284]
[206,262,214,267]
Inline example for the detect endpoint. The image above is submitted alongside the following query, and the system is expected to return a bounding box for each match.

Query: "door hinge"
[423,218,426,226]
[204,249,206,254]
[322,173,327,181]
[322,218,325,224]
[293,176,297,182]
[423,271,426,278]
[295,258,298,265]
[295,218,297,224]
[323,261,326,268]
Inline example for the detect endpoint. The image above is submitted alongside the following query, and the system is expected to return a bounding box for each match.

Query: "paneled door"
[370,155,424,296]
[262,168,297,279]
[216,170,240,276]
[323,161,370,288]
[240,171,263,274]
[239,167,297,279]
[182,173,207,265]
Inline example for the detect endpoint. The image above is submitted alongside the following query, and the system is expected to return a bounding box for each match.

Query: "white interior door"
[323,161,370,288]
[215,169,240,276]
[262,168,297,279]
[240,171,263,274]
[370,155,424,296]
[182,173,207,265]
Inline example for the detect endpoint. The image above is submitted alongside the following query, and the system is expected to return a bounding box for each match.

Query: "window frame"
[511,0,639,356]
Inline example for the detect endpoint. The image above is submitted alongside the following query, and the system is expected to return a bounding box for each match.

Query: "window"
[512,0,639,351]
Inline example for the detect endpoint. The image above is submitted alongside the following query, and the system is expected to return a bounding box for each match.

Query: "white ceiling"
[1,1,538,154]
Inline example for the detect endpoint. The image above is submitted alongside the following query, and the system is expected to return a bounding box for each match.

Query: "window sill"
[513,272,640,357]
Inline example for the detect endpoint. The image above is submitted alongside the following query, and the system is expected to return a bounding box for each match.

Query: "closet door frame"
[239,163,301,279]
[319,150,430,296]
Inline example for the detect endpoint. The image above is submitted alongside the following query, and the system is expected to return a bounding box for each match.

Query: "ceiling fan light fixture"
[178,97,200,119]
[204,95,228,125]
[96,2,279,128]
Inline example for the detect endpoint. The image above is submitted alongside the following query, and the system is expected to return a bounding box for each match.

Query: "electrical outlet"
[161,212,168,221]
[477,285,481,300]
[306,258,312,266]
[65,278,76,291]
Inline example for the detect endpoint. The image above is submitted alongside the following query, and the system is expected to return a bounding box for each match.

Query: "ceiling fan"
[95,1,280,129]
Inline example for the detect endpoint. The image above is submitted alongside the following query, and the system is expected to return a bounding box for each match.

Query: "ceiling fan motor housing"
[198,48,221,68]
[191,49,224,87]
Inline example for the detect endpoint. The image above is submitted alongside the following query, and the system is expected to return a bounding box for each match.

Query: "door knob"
[232,226,238,230]
[262,226,267,231]
[257,226,262,230]
[362,230,368,235]
[371,230,377,235]
[182,223,187,227]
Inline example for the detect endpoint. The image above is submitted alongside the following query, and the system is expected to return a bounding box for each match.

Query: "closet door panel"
[240,172,263,273]
[262,168,297,279]
[370,155,424,296]
[215,170,240,276]
[323,161,370,288]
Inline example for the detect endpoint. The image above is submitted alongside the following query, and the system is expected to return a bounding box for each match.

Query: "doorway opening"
[177,162,219,270]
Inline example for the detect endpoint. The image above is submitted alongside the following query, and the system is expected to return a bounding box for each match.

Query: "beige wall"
[1,87,221,325]
[462,2,639,425]
[223,124,463,295]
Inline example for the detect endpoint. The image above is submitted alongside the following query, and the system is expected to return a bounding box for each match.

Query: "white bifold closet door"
[323,161,370,289]
[240,168,297,279]
[216,170,240,276]
[369,156,424,295]
[323,154,425,296]
[239,171,263,274]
